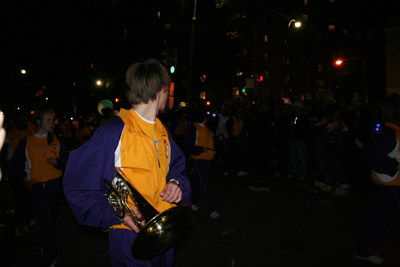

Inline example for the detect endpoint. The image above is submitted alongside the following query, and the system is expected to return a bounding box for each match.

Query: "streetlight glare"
[96,80,102,86]
[21,69,26,74]
[294,21,301,28]
[335,60,343,65]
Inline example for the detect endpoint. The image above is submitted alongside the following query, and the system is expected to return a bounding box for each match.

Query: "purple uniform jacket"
[63,117,191,230]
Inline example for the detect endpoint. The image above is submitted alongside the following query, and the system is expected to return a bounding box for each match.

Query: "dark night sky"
[1,0,398,112]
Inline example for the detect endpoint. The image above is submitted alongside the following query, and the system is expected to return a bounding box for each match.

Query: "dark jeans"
[29,178,62,267]
[356,184,400,257]
[191,159,216,215]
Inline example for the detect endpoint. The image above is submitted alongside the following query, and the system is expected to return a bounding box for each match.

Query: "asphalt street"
[1,165,400,267]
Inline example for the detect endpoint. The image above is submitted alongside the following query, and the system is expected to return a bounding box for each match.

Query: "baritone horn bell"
[106,168,193,260]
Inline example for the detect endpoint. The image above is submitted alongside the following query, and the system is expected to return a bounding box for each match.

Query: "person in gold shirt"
[10,109,69,267]
[63,59,191,267]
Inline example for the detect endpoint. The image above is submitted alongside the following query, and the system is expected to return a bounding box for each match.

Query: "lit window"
[200,92,206,99]
[200,74,206,82]
[265,70,269,79]
[286,74,291,82]
[329,24,335,31]
[304,0,307,5]
[164,23,171,30]
[236,68,243,76]
[316,79,324,86]
[318,64,323,71]
[329,0,334,2]
[265,53,269,61]
[158,11,161,18]
[302,14,308,21]
[264,34,269,42]
[343,29,348,35]
[283,57,290,65]
[237,48,247,57]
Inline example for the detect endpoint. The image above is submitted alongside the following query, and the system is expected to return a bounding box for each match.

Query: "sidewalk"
[1,167,399,266]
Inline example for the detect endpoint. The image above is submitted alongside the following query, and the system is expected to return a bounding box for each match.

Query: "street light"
[288,19,301,28]
[96,80,102,86]
[335,58,367,102]
[21,69,26,74]
[284,19,301,96]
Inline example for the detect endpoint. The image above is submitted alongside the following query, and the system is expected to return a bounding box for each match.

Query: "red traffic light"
[115,98,120,103]
[206,101,211,106]
[256,75,264,82]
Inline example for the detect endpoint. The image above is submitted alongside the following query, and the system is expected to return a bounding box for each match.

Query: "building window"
[343,29,348,35]
[158,11,161,18]
[286,73,291,82]
[302,14,308,21]
[237,48,247,57]
[329,24,335,31]
[305,93,312,100]
[318,64,323,71]
[230,11,246,20]
[316,79,324,86]
[264,34,269,42]
[164,23,171,30]
[265,53,269,61]
[236,68,243,76]
[329,0,334,2]
[200,92,206,99]
[230,31,241,39]
[200,74,206,82]
[283,56,290,65]
[265,70,270,79]
[304,0,308,5]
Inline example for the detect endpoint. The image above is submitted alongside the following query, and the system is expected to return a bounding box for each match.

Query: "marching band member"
[63,59,191,267]
[10,109,69,267]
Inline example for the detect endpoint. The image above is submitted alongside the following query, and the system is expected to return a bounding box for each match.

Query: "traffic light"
[115,98,120,103]
[206,101,211,106]
[242,87,246,93]
[254,74,263,90]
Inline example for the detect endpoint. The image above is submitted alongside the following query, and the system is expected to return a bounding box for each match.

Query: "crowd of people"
[0,58,398,266]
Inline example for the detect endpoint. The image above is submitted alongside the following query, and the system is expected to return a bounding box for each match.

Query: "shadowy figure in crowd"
[290,101,312,180]
[223,106,245,176]
[185,109,219,219]
[355,94,400,265]
[10,109,69,267]
[314,104,352,189]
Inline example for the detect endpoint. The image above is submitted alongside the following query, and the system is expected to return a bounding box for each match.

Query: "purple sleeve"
[166,127,191,205]
[63,118,124,229]
[367,126,399,176]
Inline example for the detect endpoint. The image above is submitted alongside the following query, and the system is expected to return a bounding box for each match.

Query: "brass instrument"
[106,168,193,260]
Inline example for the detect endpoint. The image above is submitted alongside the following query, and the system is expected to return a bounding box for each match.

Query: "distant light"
[96,80,102,86]
[17,107,20,110]
[21,69,26,74]
[294,21,301,28]
[170,66,175,74]
[207,111,210,115]
[115,98,120,103]
[335,60,343,65]
[30,111,34,115]
[45,97,49,100]
[70,117,74,120]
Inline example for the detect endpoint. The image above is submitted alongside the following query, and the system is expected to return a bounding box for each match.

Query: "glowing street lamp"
[96,80,102,86]
[288,19,301,28]
[21,69,26,74]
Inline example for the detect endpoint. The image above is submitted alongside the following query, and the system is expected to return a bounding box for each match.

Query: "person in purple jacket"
[355,94,400,265]
[63,59,191,267]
